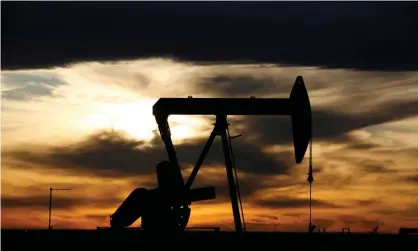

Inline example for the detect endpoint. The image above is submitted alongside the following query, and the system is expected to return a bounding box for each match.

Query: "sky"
[1,2,418,233]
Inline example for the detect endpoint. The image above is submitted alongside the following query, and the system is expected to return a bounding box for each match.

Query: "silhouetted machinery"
[110,161,215,232]
[110,76,312,234]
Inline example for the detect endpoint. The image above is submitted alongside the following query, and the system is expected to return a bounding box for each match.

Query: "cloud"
[191,69,418,149]
[360,162,397,174]
[3,2,417,70]
[2,129,310,213]
[405,175,418,183]
[1,72,68,100]
[2,59,417,149]
[282,213,304,218]
[256,214,279,221]
[337,214,383,230]
[1,195,110,210]
[1,58,417,231]
[195,68,418,103]
[314,219,335,228]
[4,130,295,178]
[231,100,418,148]
[307,155,409,192]
[0,193,120,229]
[197,75,284,97]
[1,181,128,212]
[377,202,418,220]
[354,199,379,207]
[253,196,343,209]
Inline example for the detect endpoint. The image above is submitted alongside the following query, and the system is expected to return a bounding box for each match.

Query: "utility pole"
[48,187,71,230]
[308,137,316,233]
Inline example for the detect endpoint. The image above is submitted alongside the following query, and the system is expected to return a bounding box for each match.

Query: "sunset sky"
[2,2,417,233]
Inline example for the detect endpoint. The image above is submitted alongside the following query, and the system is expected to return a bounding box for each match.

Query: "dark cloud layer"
[0,130,310,209]
[254,196,342,209]
[198,75,282,97]
[314,219,336,229]
[1,194,120,210]
[377,202,418,220]
[405,175,418,183]
[231,99,418,147]
[4,130,293,177]
[361,162,397,174]
[194,72,418,148]
[337,215,382,229]
[3,2,417,70]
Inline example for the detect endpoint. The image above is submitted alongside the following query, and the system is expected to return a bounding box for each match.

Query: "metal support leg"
[216,115,243,233]
[157,113,243,233]
[185,132,217,190]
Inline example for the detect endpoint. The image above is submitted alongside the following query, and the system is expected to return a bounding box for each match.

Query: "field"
[2,229,417,250]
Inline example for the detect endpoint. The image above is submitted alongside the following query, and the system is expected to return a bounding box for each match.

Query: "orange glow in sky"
[1,58,417,232]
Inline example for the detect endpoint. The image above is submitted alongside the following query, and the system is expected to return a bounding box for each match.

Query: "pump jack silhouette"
[110,76,312,234]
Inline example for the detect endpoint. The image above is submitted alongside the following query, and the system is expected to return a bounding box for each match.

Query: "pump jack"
[110,76,312,234]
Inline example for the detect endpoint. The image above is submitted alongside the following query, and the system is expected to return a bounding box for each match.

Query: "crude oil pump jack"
[110,76,312,234]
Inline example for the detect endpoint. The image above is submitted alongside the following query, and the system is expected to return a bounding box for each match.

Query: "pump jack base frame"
[186,114,244,233]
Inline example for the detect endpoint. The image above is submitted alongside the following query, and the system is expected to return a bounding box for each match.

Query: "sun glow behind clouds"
[2,59,418,231]
[75,98,210,142]
[75,98,157,140]
[1,60,215,146]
